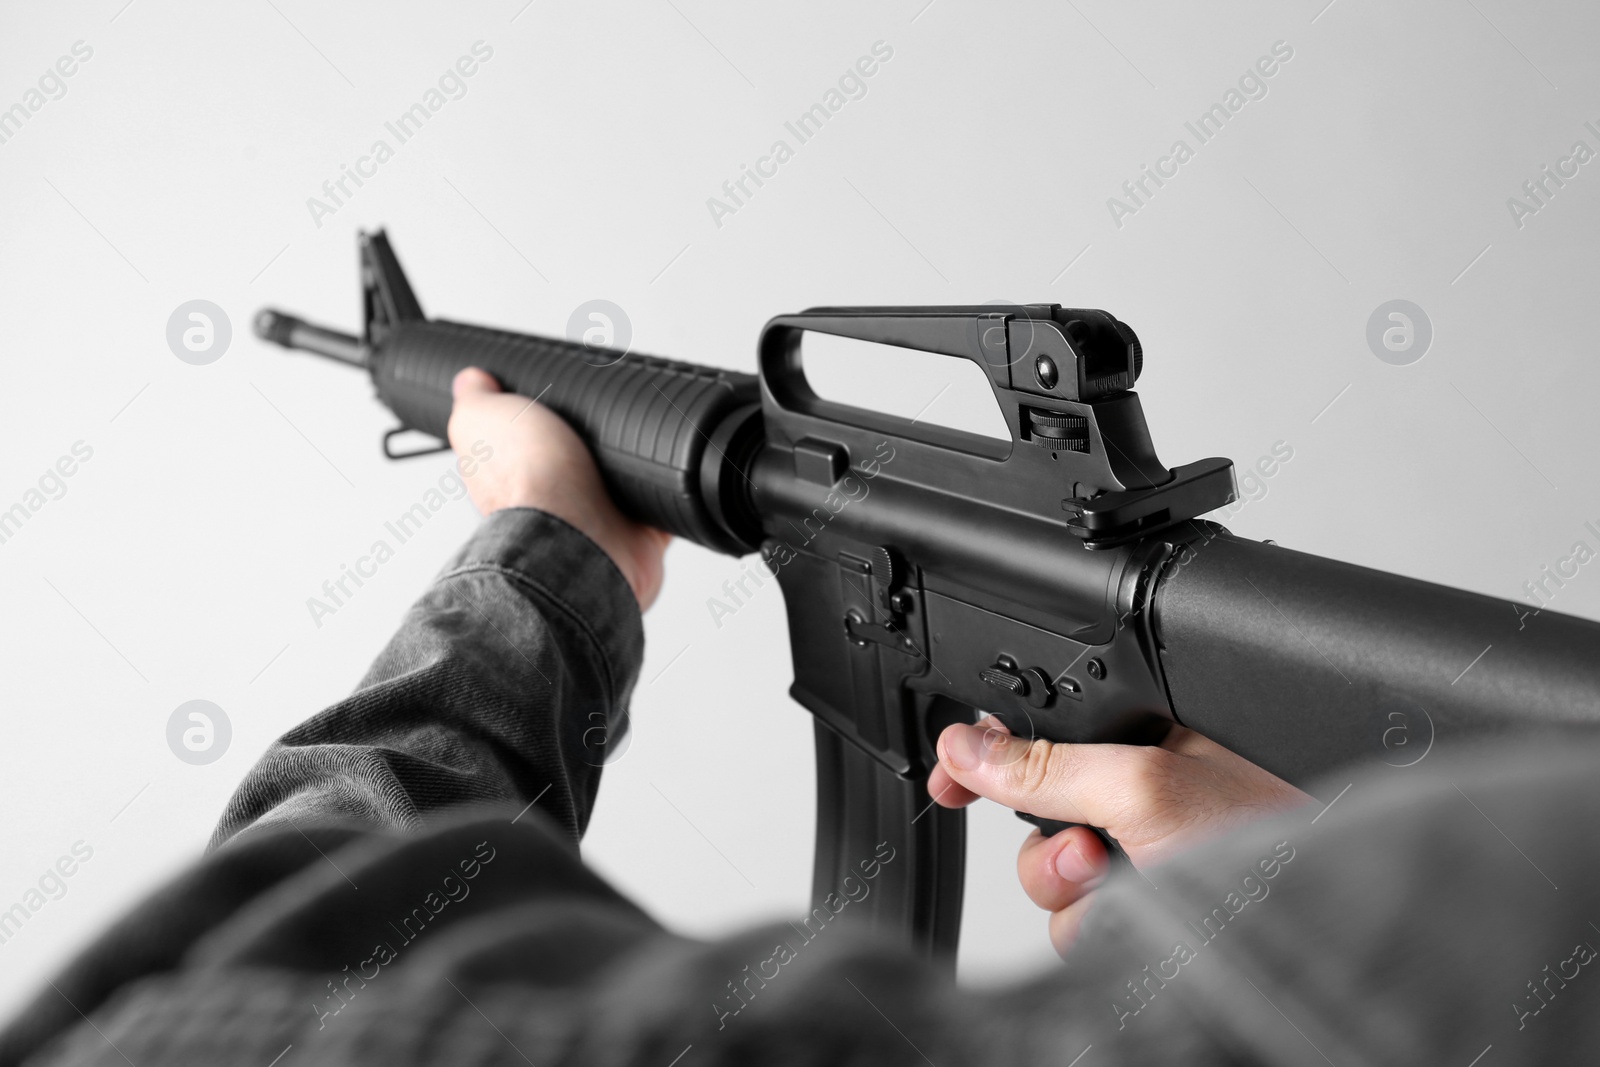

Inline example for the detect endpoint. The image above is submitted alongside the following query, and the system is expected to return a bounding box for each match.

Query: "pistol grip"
[1014,811,1128,866]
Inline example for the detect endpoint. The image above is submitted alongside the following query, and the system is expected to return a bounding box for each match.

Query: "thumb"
[935,721,1162,844]
[447,367,510,457]
[452,366,502,399]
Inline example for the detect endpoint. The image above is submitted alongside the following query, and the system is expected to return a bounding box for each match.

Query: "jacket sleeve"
[210,507,645,850]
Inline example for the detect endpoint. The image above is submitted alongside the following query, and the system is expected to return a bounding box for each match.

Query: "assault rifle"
[257,231,1600,963]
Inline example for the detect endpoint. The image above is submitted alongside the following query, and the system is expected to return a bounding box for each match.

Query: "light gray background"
[2,0,1597,1017]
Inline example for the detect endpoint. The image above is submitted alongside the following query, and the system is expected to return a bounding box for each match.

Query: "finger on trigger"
[935,721,1144,833]
[926,764,979,809]
[929,715,1007,811]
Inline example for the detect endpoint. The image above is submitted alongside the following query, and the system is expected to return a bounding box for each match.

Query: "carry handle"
[758,306,1142,459]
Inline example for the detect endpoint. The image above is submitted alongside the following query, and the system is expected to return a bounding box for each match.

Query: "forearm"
[210,508,644,849]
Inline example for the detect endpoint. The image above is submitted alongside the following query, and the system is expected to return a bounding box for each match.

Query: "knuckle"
[1013,738,1063,797]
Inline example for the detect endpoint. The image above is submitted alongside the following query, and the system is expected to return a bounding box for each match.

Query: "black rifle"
[257,231,1600,964]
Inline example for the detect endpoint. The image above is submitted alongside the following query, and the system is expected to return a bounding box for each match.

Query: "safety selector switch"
[979,656,1055,709]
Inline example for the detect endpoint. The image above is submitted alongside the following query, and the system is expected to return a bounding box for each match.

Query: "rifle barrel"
[255,309,368,368]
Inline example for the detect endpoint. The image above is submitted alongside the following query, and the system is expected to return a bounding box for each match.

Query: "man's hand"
[447,367,672,610]
[928,718,1311,957]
